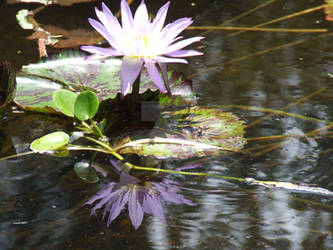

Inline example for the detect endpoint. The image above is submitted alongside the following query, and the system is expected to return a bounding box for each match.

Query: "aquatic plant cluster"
[78,0,204,229]
[2,0,249,230]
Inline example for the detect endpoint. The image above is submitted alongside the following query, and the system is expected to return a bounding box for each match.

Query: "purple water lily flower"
[84,173,195,230]
[81,0,204,96]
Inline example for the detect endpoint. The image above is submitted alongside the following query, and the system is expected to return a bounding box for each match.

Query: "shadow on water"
[1,0,333,249]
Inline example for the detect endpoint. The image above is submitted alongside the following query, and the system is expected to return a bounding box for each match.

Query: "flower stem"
[131,73,141,97]
[130,74,141,113]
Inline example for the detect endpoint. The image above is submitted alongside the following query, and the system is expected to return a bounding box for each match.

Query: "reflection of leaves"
[0,62,16,111]
[118,107,246,159]
[14,50,192,113]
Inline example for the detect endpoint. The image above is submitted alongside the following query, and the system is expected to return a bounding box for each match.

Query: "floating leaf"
[74,161,99,183]
[14,50,193,113]
[165,107,246,150]
[0,61,16,111]
[74,91,99,121]
[30,131,69,151]
[117,107,246,159]
[53,89,78,117]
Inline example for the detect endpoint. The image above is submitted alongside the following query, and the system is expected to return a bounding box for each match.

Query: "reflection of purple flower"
[84,173,195,229]
[81,0,203,96]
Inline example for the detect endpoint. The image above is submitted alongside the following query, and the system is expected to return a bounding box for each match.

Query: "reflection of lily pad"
[118,107,246,159]
[74,161,99,183]
[14,50,193,113]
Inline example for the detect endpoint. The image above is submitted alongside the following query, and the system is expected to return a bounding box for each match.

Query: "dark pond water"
[1,0,333,249]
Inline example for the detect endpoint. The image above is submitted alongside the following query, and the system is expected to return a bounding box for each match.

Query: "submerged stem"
[227,4,325,37]
[188,26,327,33]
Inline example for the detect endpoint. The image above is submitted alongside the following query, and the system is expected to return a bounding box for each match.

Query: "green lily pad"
[14,50,193,113]
[30,131,69,151]
[53,89,78,117]
[117,107,246,159]
[74,91,99,121]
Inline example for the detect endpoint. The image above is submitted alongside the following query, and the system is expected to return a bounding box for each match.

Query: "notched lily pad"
[14,50,193,113]
[53,89,78,117]
[74,91,99,121]
[117,107,246,159]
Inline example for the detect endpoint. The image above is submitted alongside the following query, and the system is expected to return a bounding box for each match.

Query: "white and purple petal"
[121,56,143,96]
[88,18,119,48]
[81,46,123,57]
[163,36,204,54]
[165,49,203,57]
[121,0,134,32]
[144,59,166,93]
[94,7,123,51]
[133,0,149,33]
[101,2,123,37]
[160,17,193,45]
[154,56,188,64]
[151,1,170,32]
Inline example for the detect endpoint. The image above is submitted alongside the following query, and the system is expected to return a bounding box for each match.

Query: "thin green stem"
[90,119,104,138]
[81,121,92,131]
[0,151,36,161]
[89,151,97,167]
[67,145,111,154]
[83,136,114,151]
[129,164,246,182]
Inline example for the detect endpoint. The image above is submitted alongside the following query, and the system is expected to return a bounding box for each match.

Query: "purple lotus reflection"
[84,173,195,229]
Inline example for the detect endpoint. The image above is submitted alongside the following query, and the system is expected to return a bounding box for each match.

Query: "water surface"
[1,0,333,249]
